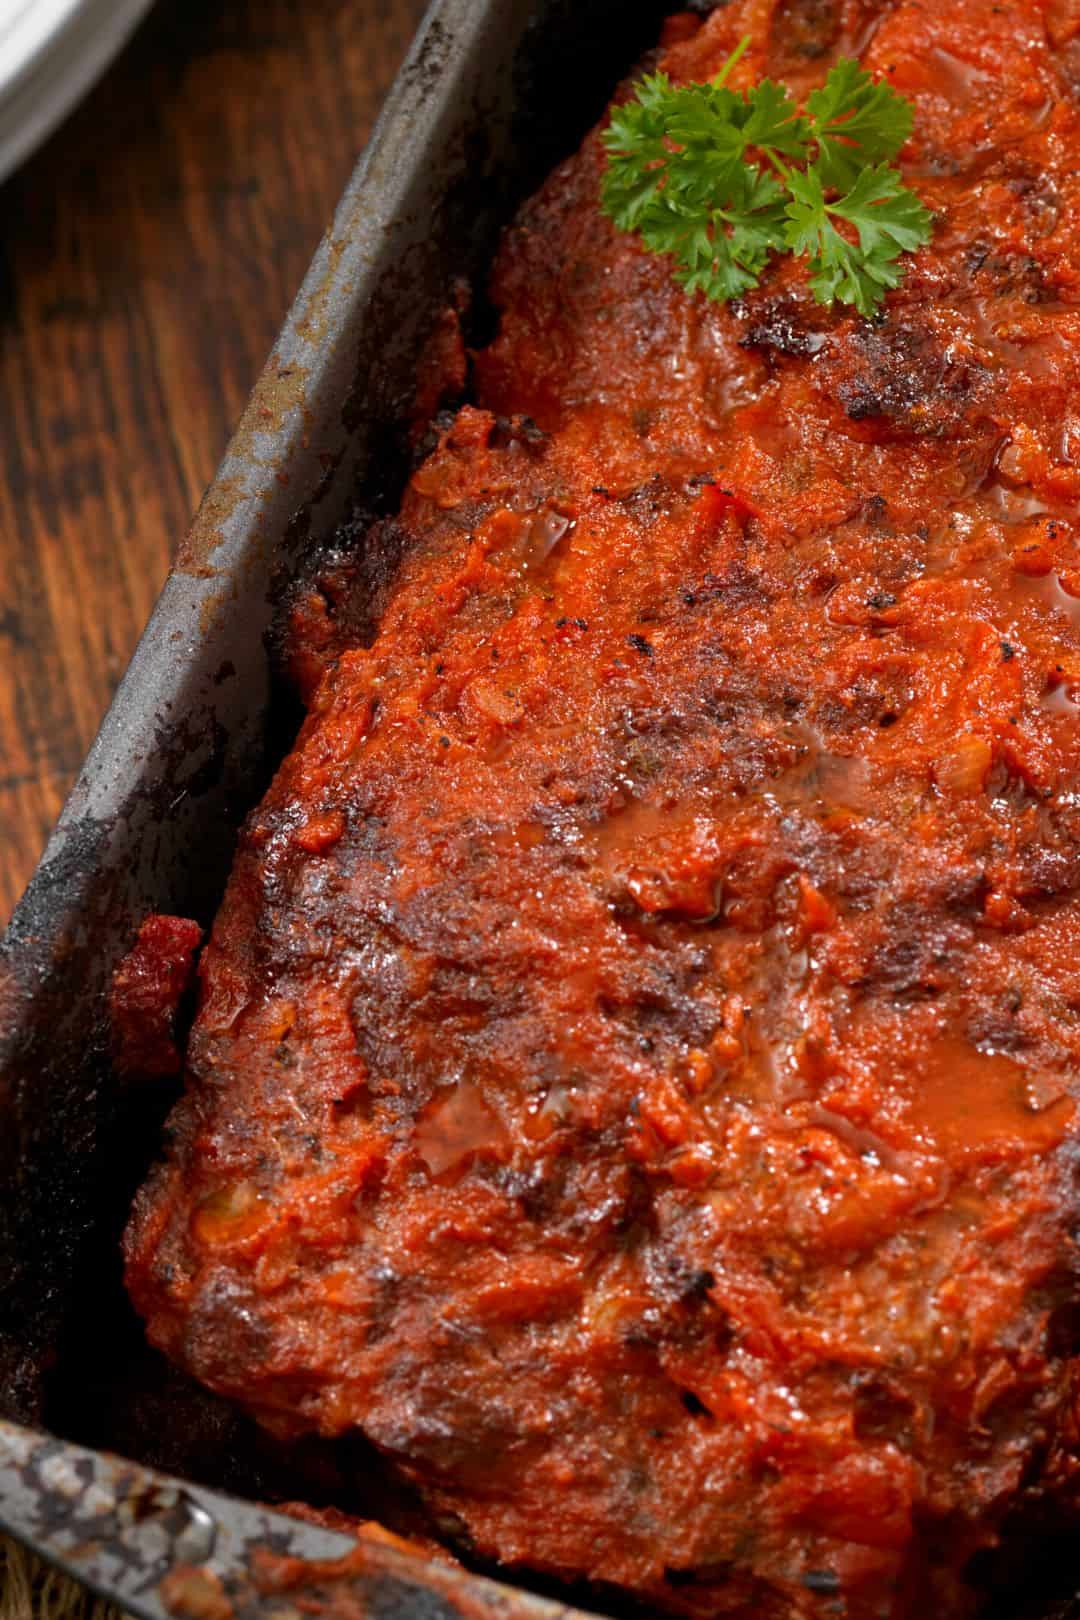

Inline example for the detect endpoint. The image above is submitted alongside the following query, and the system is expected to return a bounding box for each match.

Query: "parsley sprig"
[601,39,932,317]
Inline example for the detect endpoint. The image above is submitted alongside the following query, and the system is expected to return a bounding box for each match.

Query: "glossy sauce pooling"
[126,2,1080,1617]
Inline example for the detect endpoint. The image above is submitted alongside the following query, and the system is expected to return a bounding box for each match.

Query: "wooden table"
[0,0,428,925]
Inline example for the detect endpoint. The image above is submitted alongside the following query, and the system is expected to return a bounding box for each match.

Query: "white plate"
[0,0,154,184]
[0,0,84,101]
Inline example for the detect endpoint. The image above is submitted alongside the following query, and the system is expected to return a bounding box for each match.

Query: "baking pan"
[0,0,661,1613]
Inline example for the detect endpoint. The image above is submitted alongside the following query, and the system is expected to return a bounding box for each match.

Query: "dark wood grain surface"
[0,0,428,925]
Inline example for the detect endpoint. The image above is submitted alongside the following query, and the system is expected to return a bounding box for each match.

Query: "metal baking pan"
[0,0,662,1615]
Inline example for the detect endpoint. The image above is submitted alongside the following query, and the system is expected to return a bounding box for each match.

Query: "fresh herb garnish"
[601,38,932,317]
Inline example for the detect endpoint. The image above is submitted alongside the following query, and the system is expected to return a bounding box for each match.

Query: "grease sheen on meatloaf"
[125,0,1080,1614]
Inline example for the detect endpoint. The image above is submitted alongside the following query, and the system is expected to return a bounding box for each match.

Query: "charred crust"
[738,295,831,359]
[819,320,992,436]
[965,240,1055,303]
[411,408,459,468]
[269,518,412,697]
[488,415,549,453]
[771,0,842,60]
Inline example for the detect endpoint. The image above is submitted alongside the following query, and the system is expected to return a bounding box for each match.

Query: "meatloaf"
[125,0,1080,1614]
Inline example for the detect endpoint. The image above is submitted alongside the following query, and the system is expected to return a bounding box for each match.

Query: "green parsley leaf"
[601,73,683,232]
[784,161,933,318]
[602,70,808,234]
[669,166,790,303]
[600,36,933,316]
[830,160,934,257]
[806,58,914,190]
[741,78,811,161]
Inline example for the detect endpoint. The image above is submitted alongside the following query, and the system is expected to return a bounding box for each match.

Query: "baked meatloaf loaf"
[125,0,1080,1613]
